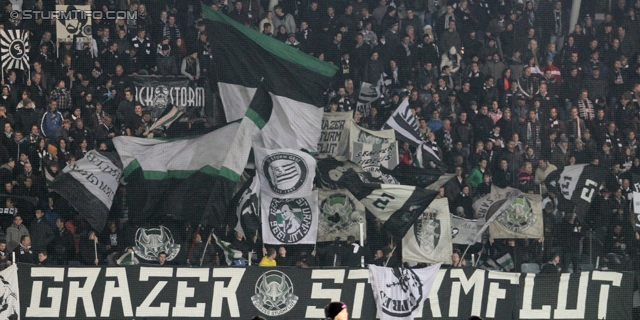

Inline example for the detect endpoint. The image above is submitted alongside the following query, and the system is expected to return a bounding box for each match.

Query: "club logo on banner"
[133,76,208,120]
[0,30,29,71]
[251,270,299,316]
[263,153,308,195]
[56,5,93,43]
[495,195,537,233]
[318,112,351,158]
[318,189,365,242]
[0,265,18,319]
[133,226,180,261]
[256,148,316,198]
[403,198,453,264]
[262,191,318,244]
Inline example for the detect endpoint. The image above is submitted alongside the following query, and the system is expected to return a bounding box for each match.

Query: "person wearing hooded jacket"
[441,46,462,74]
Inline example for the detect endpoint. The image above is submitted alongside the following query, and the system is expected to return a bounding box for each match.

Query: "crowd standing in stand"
[0,0,636,283]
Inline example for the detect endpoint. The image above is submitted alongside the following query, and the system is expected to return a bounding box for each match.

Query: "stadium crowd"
[0,0,635,278]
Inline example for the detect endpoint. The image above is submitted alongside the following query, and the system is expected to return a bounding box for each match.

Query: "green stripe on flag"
[201,3,337,78]
[245,107,267,129]
[219,166,241,183]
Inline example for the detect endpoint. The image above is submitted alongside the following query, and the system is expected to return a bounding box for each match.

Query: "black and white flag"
[356,74,389,118]
[402,199,453,264]
[545,164,609,223]
[232,175,261,238]
[350,121,398,177]
[369,264,441,320]
[255,147,316,199]
[0,30,29,71]
[50,150,122,232]
[384,100,445,170]
[56,5,93,43]
[261,190,318,245]
[450,215,479,245]
[0,264,19,319]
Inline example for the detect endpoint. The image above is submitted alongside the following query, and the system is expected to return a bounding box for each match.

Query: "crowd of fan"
[0,0,635,274]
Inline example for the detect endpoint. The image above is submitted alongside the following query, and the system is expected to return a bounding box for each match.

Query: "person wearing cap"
[324,302,348,320]
[156,44,179,76]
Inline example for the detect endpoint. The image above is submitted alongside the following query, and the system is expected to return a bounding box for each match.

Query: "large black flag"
[545,164,610,223]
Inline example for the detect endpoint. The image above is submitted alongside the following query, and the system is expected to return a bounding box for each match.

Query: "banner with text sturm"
[18,265,633,319]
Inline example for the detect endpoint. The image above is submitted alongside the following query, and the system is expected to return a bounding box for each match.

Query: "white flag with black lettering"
[350,121,397,177]
[318,112,352,158]
[402,198,453,264]
[450,215,479,245]
[369,263,441,320]
[261,190,318,245]
[255,147,316,199]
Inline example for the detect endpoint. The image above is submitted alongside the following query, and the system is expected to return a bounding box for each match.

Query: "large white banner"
[349,120,397,177]
[0,264,19,319]
[450,215,479,245]
[369,263,442,320]
[261,190,318,245]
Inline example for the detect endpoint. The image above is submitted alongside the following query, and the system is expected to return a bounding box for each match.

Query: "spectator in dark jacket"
[30,208,53,252]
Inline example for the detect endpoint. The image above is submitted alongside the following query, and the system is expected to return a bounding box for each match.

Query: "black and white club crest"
[413,209,441,255]
[268,198,313,244]
[251,270,299,316]
[0,30,29,71]
[262,152,308,195]
[380,267,423,317]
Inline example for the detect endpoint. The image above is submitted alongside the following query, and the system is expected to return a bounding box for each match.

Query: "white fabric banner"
[402,198,453,264]
[318,112,352,159]
[254,147,316,199]
[450,215,479,245]
[0,264,19,318]
[261,190,319,245]
[369,263,441,320]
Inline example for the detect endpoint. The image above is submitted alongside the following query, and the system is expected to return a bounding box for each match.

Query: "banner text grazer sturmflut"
[19,265,633,319]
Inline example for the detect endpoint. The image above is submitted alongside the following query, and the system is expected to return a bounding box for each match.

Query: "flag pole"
[187,224,202,265]
[384,246,396,267]
[200,228,215,267]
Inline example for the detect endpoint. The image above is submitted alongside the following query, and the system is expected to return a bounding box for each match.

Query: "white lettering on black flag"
[50,150,122,232]
[318,112,351,158]
[261,191,318,245]
[133,76,207,119]
[369,263,441,320]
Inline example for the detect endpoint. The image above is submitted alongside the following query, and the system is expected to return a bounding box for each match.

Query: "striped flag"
[384,100,445,170]
[204,3,337,154]
[496,253,515,271]
[145,106,184,135]
[212,231,244,266]
[355,74,388,118]
[0,29,29,71]
[116,252,139,265]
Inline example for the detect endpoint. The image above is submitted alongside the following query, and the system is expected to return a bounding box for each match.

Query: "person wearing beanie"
[324,301,348,320]
[181,49,200,81]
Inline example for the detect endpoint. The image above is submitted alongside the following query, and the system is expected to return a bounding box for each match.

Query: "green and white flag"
[113,122,243,225]
[205,4,337,153]
[261,190,319,245]
[255,147,316,199]
[402,198,453,264]
[317,189,366,242]
[472,186,544,240]
[116,252,139,266]
[212,231,244,266]
[496,253,515,271]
